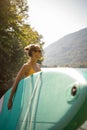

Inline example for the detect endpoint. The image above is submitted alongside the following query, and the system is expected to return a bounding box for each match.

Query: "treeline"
[0,0,44,93]
[43,61,87,68]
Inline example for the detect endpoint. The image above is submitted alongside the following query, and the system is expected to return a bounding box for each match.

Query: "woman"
[8,44,42,110]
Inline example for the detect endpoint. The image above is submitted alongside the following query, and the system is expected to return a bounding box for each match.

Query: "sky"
[28,0,87,47]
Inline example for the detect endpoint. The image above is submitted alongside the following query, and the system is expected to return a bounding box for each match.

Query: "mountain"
[43,28,87,67]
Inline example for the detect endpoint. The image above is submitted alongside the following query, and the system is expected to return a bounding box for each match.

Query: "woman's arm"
[8,64,26,110]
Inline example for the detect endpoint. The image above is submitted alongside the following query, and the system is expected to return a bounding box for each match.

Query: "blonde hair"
[24,44,41,57]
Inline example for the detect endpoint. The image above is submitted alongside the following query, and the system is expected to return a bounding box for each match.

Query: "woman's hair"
[24,44,40,57]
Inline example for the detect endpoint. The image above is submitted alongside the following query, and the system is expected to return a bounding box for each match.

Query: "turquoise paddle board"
[0,68,87,130]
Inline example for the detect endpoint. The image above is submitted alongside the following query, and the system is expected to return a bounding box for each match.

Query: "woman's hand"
[8,99,13,110]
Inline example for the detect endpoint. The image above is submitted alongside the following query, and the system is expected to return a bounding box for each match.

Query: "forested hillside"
[43,28,87,67]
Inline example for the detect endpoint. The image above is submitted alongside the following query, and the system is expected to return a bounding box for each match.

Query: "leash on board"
[28,72,42,130]
[20,72,42,130]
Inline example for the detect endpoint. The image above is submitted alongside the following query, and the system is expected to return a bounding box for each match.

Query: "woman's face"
[32,47,42,59]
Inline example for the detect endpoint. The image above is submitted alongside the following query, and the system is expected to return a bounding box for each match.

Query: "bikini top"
[25,65,41,77]
[28,66,35,75]
[25,66,35,77]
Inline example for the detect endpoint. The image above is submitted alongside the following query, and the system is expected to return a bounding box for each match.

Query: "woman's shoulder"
[36,63,41,71]
[21,63,31,70]
[23,62,31,67]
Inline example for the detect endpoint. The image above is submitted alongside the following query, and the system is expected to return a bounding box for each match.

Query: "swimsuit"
[25,64,41,77]
[28,66,35,75]
[25,67,35,77]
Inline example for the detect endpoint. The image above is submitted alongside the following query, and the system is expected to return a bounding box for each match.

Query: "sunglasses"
[34,50,42,53]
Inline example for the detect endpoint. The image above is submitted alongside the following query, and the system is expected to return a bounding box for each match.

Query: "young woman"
[8,44,42,110]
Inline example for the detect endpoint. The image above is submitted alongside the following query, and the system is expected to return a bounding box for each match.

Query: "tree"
[0,0,44,97]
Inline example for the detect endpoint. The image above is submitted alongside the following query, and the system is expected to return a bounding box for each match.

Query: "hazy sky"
[28,0,87,47]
